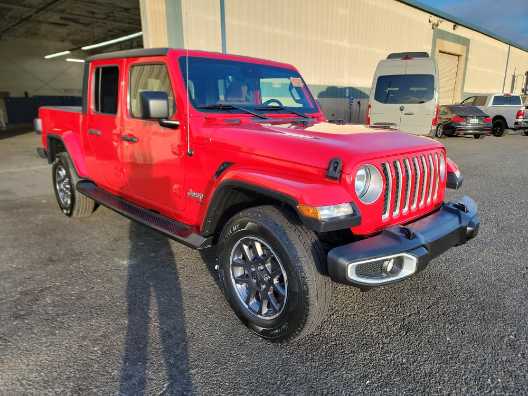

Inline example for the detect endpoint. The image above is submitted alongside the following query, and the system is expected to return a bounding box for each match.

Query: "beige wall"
[0,38,83,97]
[505,46,528,94]
[222,0,433,90]
[167,0,528,96]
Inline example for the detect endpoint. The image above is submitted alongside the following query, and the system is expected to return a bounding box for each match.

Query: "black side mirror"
[139,91,169,119]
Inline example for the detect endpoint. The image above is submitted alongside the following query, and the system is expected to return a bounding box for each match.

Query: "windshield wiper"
[254,105,310,119]
[197,103,267,119]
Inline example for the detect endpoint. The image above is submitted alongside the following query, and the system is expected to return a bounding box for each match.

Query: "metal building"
[140,0,528,122]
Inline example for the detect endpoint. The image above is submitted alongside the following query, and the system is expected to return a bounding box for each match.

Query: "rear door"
[84,60,125,192]
[120,58,186,218]
[398,59,436,135]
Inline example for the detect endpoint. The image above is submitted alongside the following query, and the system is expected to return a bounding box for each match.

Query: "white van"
[367,52,439,136]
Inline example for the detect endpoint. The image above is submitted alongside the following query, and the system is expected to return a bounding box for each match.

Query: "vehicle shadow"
[119,221,193,395]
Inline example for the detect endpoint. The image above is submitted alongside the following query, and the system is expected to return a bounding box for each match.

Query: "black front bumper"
[327,196,479,287]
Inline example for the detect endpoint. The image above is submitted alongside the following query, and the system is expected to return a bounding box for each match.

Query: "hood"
[211,121,443,174]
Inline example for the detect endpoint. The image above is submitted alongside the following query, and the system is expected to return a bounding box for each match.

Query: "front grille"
[380,150,444,222]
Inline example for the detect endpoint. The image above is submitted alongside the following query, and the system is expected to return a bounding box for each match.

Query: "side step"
[76,181,210,249]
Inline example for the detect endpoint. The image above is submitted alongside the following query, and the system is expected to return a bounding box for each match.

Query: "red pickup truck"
[35,48,479,342]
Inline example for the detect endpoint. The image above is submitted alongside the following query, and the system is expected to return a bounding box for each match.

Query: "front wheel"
[218,205,332,342]
[473,134,484,139]
[52,152,96,217]
[523,130,528,136]
[434,125,444,138]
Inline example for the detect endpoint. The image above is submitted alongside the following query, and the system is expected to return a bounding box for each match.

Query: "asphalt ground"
[0,129,527,394]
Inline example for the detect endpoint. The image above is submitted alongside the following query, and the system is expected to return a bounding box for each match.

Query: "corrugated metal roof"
[398,0,528,52]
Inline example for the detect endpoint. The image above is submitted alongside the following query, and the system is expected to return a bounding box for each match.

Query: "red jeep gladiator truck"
[35,48,479,342]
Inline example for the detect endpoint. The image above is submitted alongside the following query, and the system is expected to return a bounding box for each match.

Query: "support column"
[139,0,184,48]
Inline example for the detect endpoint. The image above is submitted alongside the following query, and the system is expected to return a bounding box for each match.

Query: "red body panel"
[39,49,452,236]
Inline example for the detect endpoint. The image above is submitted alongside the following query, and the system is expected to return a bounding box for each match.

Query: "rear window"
[374,74,434,104]
[492,95,522,106]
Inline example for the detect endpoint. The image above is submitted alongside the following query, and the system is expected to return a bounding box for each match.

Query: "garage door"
[438,52,460,104]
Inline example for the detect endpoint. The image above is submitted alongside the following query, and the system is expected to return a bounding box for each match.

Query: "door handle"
[88,129,101,136]
[121,134,138,143]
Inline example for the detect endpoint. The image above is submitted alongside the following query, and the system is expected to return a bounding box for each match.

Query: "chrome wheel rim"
[55,164,72,210]
[229,236,288,320]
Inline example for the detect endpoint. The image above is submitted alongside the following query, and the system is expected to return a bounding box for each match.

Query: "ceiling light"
[44,50,71,59]
[66,58,85,63]
[81,32,142,50]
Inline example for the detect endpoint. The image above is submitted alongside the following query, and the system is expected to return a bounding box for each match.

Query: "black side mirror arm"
[159,119,180,129]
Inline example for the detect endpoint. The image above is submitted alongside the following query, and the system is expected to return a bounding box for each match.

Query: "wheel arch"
[46,133,89,178]
[201,181,300,239]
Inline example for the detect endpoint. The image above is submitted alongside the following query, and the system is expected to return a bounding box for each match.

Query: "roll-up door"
[438,51,460,104]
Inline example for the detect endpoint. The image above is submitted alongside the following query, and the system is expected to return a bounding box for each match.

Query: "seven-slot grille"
[380,151,443,222]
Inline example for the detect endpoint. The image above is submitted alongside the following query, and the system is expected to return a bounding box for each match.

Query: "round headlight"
[354,165,383,204]
[439,155,446,180]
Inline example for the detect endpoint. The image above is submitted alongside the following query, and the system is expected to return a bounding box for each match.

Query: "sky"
[416,0,528,48]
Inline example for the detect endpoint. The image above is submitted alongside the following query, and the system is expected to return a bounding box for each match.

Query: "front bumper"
[327,196,479,287]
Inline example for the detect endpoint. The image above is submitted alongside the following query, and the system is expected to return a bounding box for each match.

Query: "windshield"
[179,56,317,114]
[374,74,434,104]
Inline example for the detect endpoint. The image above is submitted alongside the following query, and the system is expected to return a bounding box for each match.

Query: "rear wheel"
[473,134,484,139]
[217,205,332,342]
[492,119,506,137]
[523,130,528,136]
[52,152,96,217]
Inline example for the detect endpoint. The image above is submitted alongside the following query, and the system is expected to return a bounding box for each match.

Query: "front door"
[84,61,125,192]
[121,60,186,218]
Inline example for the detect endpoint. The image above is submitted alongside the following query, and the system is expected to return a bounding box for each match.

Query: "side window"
[129,64,175,118]
[492,96,508,106]
[474,96,488,106]
[93,66,119,114]
[461,96,475,105]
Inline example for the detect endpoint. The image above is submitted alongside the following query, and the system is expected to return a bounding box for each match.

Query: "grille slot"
[381,163,392,221]
[379,151,443,222]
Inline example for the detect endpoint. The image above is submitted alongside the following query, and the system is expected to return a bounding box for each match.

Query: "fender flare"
[200,169,360,236]
[47,133,89,178]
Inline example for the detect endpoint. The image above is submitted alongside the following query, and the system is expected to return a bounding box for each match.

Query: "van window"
[93,66,119,114]
[129,64,175,118]
[374,74,434,104]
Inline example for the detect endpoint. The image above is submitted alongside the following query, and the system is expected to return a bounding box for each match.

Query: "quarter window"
[129,64,175,118]
[93,66,119,114]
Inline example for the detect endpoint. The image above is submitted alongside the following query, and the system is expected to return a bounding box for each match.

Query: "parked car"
[434,105,491,139]
[35,48,479,342]
[459,94,527,136]
[367,52,439,136]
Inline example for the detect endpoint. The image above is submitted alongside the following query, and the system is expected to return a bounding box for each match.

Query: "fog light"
[347,253,418,286]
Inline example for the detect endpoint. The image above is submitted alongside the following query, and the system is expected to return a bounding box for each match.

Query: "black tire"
[52,152,96,217]
[434,125,444,138]
[217,205,332,342]
[473,134,484,139]
[492,119,506,137]
[523,130,528,136]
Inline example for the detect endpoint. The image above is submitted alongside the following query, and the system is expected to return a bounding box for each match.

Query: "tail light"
[516,109,525,119]
[366,103,371,125]
[483,117,492,123]
[432,104,440,126]
[451,115,464,123]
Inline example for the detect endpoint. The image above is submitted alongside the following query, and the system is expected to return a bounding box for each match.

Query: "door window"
[93,66,119,114]
[374,74,434,104]
[129,64,175,118]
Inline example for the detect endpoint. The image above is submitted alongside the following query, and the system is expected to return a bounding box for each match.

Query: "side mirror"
[139,91,169,119]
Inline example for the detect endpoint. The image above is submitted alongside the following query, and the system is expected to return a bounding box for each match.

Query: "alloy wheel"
[229,236,288,320]
[55,164,72,210]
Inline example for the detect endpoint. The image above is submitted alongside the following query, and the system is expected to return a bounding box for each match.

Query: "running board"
[76,181,210,249]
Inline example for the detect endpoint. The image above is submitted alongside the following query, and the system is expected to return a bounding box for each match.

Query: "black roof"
[86,48,169,62]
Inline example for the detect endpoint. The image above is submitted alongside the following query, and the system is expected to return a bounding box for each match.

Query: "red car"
[35,48,479,342]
